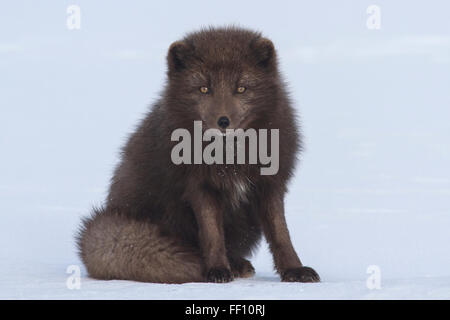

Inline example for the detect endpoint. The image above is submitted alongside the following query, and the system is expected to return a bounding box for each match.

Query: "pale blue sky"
[1,0,449,204]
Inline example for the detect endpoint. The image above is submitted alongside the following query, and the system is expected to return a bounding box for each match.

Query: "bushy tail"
[76,208,205,283]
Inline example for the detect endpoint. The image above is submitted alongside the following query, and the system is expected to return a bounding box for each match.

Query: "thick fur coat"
[77,26,319,283]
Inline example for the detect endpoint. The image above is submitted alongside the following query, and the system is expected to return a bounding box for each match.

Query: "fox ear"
[167,41,191,72]
[251,37,275,68]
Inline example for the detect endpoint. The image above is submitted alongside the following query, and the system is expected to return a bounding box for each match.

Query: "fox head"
[164,27,282,132]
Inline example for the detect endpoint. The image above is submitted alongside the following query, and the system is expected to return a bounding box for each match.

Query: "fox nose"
[217,116,230,129]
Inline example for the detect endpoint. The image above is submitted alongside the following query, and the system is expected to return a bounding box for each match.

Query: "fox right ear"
[167,41,191,72]
[251,37,276,68]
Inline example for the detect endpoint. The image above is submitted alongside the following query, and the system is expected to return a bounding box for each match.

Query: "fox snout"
[198,97,243,131]
[217,116,230,129]
[203,112,237,131]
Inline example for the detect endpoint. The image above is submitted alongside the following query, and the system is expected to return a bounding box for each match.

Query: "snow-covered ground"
[1,196,449,299]
[1,1,449,299]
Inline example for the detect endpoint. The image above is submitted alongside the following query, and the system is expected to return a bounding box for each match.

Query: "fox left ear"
[251,37,276,68]
[167,41,192,73]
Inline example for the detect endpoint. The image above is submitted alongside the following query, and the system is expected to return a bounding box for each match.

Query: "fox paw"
[206,267,234,283]
[231,258,255,278]
[281,266,320,283]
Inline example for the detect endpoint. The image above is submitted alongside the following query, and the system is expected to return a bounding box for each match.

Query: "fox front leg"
[260,190,320,282]
[188,187,233,283]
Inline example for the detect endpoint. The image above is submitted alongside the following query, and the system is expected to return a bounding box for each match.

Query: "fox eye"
[199,86,209,94]
[236,86,246,93]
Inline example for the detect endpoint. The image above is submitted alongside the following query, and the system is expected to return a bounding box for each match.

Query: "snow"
[1,197,449,299]
[1,1,450,299]
[2,264,450,300]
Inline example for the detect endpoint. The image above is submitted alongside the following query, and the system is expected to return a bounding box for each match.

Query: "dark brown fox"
[77,26,320,284]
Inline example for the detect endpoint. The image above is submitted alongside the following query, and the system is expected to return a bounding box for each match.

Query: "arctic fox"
[77,26,320,284]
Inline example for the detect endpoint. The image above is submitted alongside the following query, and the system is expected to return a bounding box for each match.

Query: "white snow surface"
[1,1,450,299]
